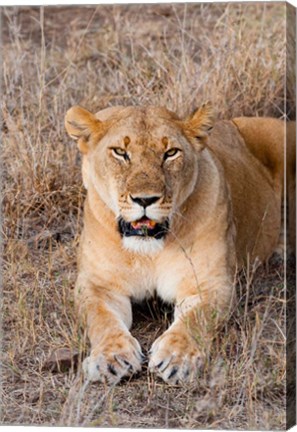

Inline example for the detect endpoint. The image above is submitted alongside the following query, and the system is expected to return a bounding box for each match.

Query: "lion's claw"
[148,330,202,385]
[83,334,143,384]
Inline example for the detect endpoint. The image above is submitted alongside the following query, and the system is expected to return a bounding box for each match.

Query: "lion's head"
[65,104,213,254]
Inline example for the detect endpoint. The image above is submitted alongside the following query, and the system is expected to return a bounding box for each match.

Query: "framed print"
[1,2,296,429]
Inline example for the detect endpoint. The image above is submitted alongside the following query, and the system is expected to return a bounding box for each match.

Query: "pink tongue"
[131,218,156,230]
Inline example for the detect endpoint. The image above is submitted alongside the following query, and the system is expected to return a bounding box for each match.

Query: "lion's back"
[207,119,283,264]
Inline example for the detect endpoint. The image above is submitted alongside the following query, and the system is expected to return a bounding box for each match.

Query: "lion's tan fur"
[65,104,293,384]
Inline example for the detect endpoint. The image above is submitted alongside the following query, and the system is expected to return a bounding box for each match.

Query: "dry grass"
[1,3,294,429]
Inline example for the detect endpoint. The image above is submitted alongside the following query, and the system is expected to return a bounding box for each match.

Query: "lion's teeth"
[131,219,156,230]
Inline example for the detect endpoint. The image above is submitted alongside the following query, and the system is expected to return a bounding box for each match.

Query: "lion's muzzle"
[118,194,170,241]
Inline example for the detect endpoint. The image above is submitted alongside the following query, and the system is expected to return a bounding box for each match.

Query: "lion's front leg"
[77,282,144,384]
[149,283,232,385]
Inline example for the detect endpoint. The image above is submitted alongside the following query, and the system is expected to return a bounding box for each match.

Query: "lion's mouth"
[118,216,169,239]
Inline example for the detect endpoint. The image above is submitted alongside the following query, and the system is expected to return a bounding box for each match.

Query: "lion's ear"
[65,105,103,153]
[183,102,214,148]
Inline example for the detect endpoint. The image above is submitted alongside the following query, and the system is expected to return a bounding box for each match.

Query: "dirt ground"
[1,4,295,429]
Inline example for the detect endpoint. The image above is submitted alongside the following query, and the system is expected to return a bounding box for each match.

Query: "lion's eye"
[164,148,181,160]
[111,148,130,161]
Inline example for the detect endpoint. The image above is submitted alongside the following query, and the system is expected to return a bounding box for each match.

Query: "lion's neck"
[85,185,119,239]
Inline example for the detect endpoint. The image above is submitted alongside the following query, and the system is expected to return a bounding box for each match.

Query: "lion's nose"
[130,195,161,208]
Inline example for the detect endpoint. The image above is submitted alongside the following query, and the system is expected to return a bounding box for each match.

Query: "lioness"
[65,103,291,385]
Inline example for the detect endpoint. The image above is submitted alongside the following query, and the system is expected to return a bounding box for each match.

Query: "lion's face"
[65,105,213,254]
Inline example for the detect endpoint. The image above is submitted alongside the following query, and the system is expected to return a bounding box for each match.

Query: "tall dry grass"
[1,3,293,428]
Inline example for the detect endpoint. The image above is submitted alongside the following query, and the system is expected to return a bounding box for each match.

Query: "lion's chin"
[122,237,165,255]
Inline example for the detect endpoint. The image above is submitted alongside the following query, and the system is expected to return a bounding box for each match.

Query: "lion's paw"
[148,329,203,385]
[83,333,144,384]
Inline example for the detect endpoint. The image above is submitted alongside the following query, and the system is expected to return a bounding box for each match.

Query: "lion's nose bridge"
[127,169,165,198]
